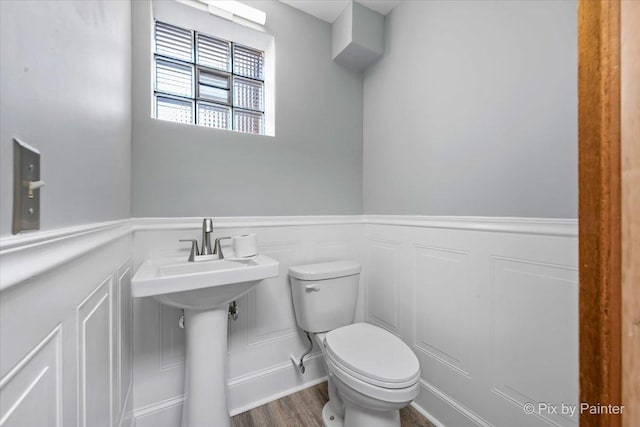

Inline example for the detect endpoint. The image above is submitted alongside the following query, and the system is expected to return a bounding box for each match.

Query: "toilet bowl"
[289,261,420,427]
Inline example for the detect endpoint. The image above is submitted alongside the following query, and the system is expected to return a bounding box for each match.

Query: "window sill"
[150,116,276,138]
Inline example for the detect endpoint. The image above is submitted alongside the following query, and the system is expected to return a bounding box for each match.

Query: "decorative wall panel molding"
[413,246,471,377]
[364,238,401,335]
[0,325,62,427]
[77,276,113,427]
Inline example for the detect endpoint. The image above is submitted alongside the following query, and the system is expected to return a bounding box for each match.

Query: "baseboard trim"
[227,353,322,388]
[417,380,493,427]
[133,354,327,422]
[229,352,326,415]
[133,395,185,420]
[410,401,446,427]
[230,374,328,417]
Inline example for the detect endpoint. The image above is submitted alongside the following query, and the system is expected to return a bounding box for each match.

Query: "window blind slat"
[197,34,231,71]
[155,21,193,62]
[155,58,193,98]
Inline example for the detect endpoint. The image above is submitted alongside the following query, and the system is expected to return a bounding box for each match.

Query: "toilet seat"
[324,323,420,389]
[325,355,420,405]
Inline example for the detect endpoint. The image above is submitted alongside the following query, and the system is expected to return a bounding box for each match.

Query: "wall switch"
[13,138,43,234]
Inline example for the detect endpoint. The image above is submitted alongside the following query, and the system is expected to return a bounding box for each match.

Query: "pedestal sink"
[132,254,279,427]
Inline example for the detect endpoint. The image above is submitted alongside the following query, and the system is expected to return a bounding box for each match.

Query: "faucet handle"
[213,236,232,259]
[179,239,199,262]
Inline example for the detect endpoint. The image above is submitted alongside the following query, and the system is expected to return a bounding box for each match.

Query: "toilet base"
[323,395,402,427]
[322,402,344,427]
[342,400,400,427]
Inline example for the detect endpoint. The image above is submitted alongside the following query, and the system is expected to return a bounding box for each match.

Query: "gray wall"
[363,0,577,218]
[131,0,363,218]
[0,0,132,237]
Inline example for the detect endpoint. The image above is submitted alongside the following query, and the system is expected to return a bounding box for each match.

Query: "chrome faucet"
[201,218,214,255]
[179,218,215,262]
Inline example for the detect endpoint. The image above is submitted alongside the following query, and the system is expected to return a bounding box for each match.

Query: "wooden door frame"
[578,0,622,426]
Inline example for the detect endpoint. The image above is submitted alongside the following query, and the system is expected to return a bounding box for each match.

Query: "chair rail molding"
[364,215,578,237]
[131,215,364,230]
[1,215,578,291]
[0,220,132,290]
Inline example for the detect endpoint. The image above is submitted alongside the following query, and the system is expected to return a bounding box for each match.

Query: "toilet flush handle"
[305,284,320,292]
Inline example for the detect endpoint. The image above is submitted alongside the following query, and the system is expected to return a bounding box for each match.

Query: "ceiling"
[279,0,400,23]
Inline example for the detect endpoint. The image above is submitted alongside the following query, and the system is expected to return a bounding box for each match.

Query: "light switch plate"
[13,138,41,234]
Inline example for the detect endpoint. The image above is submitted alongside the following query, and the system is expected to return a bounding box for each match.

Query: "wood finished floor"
[231,382,435,427]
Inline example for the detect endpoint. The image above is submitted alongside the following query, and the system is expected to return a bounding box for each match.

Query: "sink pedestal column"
[182,307,230,427]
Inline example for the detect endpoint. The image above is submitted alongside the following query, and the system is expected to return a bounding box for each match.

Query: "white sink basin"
[132,254,279,309]
[131,253,279,427]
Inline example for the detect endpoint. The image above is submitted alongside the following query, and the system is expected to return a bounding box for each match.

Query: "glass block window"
[153,21,265,134]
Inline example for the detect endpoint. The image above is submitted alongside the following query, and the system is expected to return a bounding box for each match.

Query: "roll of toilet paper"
[233,234,258,258]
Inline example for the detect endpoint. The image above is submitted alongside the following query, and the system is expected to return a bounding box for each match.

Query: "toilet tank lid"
[289,261,361,281]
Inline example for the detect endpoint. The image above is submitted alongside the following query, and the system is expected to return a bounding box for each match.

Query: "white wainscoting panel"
[0,224,133,427]
[364,217,578,427]
[1,215,578,427]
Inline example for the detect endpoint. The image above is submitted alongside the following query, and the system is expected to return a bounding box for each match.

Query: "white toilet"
[289,261,420,427]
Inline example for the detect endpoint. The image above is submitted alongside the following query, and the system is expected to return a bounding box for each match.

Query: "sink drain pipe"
[290,331,313,374]
[177,302,239,329]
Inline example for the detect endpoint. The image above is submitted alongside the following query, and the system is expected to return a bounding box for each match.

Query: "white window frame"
[152,0,275,136]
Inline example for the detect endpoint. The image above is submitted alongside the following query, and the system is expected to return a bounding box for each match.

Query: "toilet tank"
[289,261,361,333]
